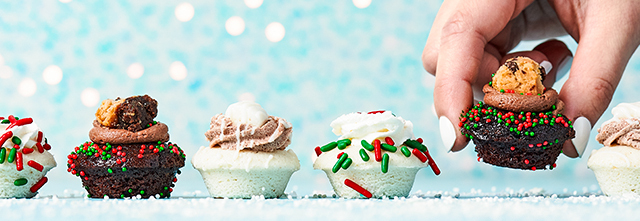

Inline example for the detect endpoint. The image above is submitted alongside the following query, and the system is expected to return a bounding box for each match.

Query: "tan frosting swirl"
[596,118,640,149]
[205,114,292,152]
[483,84,564,114]
[89,120,170,144]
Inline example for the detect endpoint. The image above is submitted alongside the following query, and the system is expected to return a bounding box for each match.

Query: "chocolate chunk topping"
[506,60,519,73]
[115,95,158,132]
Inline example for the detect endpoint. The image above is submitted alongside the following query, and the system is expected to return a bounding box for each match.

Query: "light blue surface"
[0,0,639,204]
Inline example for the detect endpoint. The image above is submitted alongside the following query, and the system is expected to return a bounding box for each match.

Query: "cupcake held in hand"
[588,102,640,196]
[0,116,55,198]
[460,57,575,170]
[313,111,439,199]
[192,101,299,199]
[67,95,186,199]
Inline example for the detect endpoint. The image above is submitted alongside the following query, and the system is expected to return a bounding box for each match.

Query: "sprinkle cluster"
[0,115,50,193]
[66,141,185,198]
[314,111,440,198]
[460,102,573,170]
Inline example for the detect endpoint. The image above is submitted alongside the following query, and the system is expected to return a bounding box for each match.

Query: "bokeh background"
[0,0,639,197]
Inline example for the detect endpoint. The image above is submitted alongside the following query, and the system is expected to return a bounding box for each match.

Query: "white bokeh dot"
[265,22,285,42]
[353,0,372,8]
[81,88,100,107]
[225,16,246,36]
[175,2,195,22]
[59,0,72,3]
[18,78,37,97]
[0,66,12,79]
[244,0,263,9]
[42,65,63,85]
[169,61,188,81]
[127,63,145,79]
[238,92,256,102]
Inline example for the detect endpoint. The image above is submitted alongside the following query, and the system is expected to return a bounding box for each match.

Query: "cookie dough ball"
[492,57,546,95]
[95,95,158,132]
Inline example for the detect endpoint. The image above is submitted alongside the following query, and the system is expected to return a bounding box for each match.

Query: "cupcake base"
[199,168,296,198]
[588,145,640,196]
[322,167,420,198]
[81,168,178,199]
[475,139,564,170]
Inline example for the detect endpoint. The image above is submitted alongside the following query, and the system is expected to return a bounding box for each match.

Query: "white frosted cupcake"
[192,101,300,198]
[0,116,56,198]
[588,102,640,196]
[313,111,439,198]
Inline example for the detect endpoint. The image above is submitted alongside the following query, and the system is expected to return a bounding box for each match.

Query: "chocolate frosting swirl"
[596,118,640,149]
[89,120,170,144]
[205,114,292,152]
[483,84,564,114]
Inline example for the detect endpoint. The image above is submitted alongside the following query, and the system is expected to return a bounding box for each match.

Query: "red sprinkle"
[7,118,33,130]
[524,159,529,164]
[384,137,394,146]
[529,144,534,148]
[367,110,385,114]
[423,149,441,175]
[314,146,322,156]
[510,146,515,151]
[80,171,85,176]
[0,131,13,147]
[374,140,382,162]
[137,154,143,159]
[43,143,51,150]
[37,131,43,143]
[21,148,34,154]
[16,152,23,171]
[337,152,344,159]
[416,138,423,144]
[30,177,48,193]
[477,157,481,162]
[531,167,537,171]
[344,179,372,198]
[27,160,43,172]
[412,148,427,163]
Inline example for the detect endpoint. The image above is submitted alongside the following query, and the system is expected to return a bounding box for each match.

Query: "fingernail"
[439,116,456,152]
[571,116,591,158]
[555,56,573,81]
[540,60,553,73]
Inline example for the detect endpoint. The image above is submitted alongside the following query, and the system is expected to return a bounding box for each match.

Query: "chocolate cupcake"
[460,57,575,170]
[67,95,185,198]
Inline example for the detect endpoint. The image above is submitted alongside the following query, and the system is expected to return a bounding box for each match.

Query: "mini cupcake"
[313,111,439,199]
[192,101,299,199]
[0,116,55,198]
[588,102,640,196]
[460,57,575,170]
[67,95,186,199]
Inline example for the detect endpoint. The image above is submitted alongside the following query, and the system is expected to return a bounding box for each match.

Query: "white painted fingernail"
[571,116,591,158]
[555,56,572,81]
[439,116,456,152]
[540,60,553,73]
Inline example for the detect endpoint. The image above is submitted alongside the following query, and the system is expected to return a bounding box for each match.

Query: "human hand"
[422,0,640,157]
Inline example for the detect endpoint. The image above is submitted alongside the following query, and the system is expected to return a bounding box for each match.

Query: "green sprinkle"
[491,73,495,77]
[532,123,537,127]
[1,119,9,124]
[7,148,16,163]
[530,132,535,136]
[550,122,554,126]
[510,128,514,132]
[555,139,559,144]
[552,105,556,110]
[121,194,125,198]
[122,167,127,172]
[498,119,502,123]
[107,168,113,173]
[381,143,397,152]
[0,148,6,164]
[341,158,353,169]
[470,135,474,139]
[87,194,91,198]
[489,81,492,86]
[101,151,106,155]
[140,190,145,194]
[361,140,374,151]
[332,153,348,173]
[524,132,529,136]
[164,187,168,190]
[404,140,427,152]
[14,178,27,186]
[129,189,133,193]
[381,153,389,173]
[11,136,21,145]
[337,142,347,150]
[473,124,478,128]
[106,154,111,158]
[520,93,524,95]
[359,149,370,161]
[320,142,338,152]
[500,89,505,93]
[401,146,411,157]
[338,139,351,146]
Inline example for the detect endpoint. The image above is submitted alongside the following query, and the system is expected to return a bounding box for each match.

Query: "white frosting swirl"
[330,111,414,145]
[225,101,269,128]
[611,102,640,120]
[0,121,43,149]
